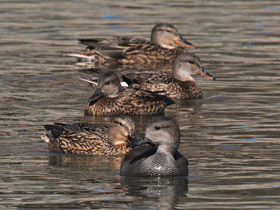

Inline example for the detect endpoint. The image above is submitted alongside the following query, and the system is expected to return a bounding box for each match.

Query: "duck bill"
[88,88,103,105]
[174,37,196,49]
[127,135,136,146]
[197,67,216,80]
[129,136,153,148]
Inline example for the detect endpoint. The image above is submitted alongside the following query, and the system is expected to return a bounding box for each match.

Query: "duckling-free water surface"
[1,0,280,209]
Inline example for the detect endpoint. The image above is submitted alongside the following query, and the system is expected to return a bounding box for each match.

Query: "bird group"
[42,23,216,177]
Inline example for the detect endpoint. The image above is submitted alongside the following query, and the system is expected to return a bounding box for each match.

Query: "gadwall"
[84,71,174,116]
[41,116,134,155]
[122,53,215,99]
[69,23,196,64]
[120,116,188,176]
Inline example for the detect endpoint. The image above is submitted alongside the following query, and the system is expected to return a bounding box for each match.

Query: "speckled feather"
[41,123,130,155]
[124,71,202,99]
[81,42,187,64]
[78,23,196,64]
[84,88,174,116]
[122,147,188,176]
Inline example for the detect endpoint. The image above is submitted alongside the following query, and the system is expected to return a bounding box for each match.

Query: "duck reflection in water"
[121,176,188,206]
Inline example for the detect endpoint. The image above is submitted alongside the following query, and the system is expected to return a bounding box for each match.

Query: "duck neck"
[157,145,176,155]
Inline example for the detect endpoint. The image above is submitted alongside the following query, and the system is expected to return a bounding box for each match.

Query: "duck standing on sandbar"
[84,71,174,116]
[68,23,196,65]
[120,116,188,177]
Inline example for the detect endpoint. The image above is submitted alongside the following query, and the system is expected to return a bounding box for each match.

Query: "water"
[1,0,280,209]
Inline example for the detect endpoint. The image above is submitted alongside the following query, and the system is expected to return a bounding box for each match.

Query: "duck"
[122,53,215,99]
[120,116,188,177]
[69,23,196,65]
[41,116,135,155]
[84,71,174,116]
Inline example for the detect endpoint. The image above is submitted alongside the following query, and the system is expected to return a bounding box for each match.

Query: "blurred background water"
[1,0,280,209]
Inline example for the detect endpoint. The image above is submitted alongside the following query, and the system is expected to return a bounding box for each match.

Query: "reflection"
[84,115,114,125]
[49,154,123,172]
[121,176,188,208]
[171,98,203,113]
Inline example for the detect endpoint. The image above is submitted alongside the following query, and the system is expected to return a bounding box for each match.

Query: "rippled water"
[1,0,280,209]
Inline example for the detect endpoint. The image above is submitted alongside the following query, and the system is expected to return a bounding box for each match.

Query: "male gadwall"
[69,23,196,64]
[120,116,188,177]
[41,116,134,155]
[84,71,174,116]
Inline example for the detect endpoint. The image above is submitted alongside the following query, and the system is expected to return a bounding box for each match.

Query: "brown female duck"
[69,23,196,64]
[84,71,174,116]
[41,116,135,155]
[121,53,215,99]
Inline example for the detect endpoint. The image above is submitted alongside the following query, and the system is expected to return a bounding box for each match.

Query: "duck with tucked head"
[122,53,215,99]
[69,23,196,65]
[84,71,174,116]
[41,116,135,155]
[120,116,188,177]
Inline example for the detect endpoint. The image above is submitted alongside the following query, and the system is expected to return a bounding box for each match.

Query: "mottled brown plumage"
[41,116,135,155]
[84,71,174,116]
[122,53,215,99]
[73,23,196,64]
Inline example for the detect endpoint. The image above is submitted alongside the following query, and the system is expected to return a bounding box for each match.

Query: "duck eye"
[114,120,123,126]
[188,60,195,64]
[105,81,110,85]
[155,126,161,130]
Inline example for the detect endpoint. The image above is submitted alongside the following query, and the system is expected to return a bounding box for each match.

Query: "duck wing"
[125,88,174,109]
[121,72,172,95]
[123,71,171,84]
[79,36,148,49]
[44,123,107,141]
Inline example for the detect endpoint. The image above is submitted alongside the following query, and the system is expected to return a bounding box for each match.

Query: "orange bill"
[175,38,197,49]
[197,67,216,80]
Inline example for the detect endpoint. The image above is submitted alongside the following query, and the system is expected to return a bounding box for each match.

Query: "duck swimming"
[84,71,174,116]
[41,116,134,155]
[122,53,215,99]
[120,116,188,177]
[69,23,196,65]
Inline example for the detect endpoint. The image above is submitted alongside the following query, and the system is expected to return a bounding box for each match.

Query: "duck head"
[173,53,215,81]
[151,23,196,50]
[88,72,123,105]
[109,116,135,146]
[131,116,180,154]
